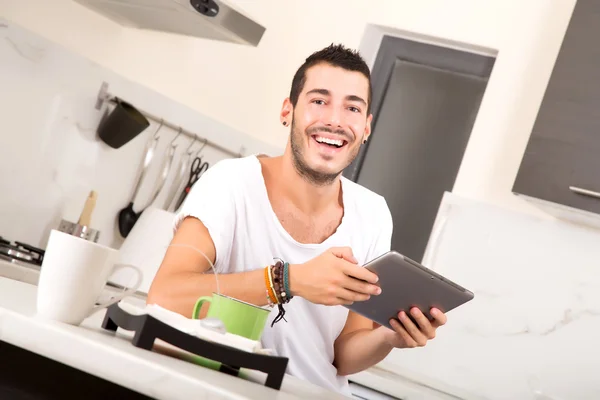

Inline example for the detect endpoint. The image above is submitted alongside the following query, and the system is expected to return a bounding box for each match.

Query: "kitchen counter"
[0,276,351,400]
[0,259,484,400]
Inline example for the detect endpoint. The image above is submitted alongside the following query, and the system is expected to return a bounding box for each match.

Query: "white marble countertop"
[0,276,353,400]
[0,259,484,400]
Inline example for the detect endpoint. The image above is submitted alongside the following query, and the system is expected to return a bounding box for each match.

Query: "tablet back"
[345,251,474,330]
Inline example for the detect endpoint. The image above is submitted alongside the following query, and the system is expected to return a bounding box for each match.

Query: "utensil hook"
[194,138,208,157]
[170,127,183,148]
[185,135,198,155]
[153,119,164,139]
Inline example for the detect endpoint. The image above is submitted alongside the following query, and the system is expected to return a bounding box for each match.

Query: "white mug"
[36,229,143,325]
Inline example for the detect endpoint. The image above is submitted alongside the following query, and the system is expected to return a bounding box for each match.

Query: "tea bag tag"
[165,243,226,335]
[200,317,226,334]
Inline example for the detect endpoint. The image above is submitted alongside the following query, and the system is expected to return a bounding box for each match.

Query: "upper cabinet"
[513,0,600,216]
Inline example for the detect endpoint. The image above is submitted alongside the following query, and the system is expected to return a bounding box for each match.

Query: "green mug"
[192,293,270,341]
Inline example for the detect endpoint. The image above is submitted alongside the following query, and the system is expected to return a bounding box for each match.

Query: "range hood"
[73,0,266,46]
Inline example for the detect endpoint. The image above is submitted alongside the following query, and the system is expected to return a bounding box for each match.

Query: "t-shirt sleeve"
[366,196,394,262]
[172,159,236,273]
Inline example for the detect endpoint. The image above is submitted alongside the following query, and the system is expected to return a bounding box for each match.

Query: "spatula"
[78,190,98,226]
[57,190,100,242]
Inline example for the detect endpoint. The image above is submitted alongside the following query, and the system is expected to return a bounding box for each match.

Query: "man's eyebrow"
[306,89,367,106]
[346,95,366,106]
[306,88,330,96]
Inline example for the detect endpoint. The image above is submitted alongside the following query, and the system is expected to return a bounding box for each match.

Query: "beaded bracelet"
[265,258,294,326]
[271,260,293,304]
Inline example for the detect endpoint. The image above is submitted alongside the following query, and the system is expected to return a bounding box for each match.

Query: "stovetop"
[0,236,45,267]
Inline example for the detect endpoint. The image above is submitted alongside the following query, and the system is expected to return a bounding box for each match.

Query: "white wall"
[0,0,578,216]
[0,19,279,249]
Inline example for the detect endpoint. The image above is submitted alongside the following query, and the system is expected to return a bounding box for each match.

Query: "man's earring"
[363,139,367,144]
[283,121,287,126]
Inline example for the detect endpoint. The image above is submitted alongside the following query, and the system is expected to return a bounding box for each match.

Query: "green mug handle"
[192,296,213,319]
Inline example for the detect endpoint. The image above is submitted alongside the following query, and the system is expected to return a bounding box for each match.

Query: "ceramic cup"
[192,293,270,341]
[36,229,143,325]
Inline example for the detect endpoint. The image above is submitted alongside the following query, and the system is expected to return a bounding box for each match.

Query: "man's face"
[287,63,372,185]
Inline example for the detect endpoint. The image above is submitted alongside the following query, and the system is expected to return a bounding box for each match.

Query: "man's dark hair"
[289,43,372,115]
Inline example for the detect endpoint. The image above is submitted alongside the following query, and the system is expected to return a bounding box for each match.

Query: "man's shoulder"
[341,177,391,222]
[341,176,388,208]
[189,155,259,198]
[200,155,257,183]
[207,155,256,174]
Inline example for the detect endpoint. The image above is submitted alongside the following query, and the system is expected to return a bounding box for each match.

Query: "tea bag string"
[167,243,220,316]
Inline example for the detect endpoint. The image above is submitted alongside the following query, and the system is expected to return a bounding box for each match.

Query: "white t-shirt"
[173,155,393,396]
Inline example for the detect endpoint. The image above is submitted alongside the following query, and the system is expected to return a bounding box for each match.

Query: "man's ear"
[363,113,373,142]
[280,98,293,126]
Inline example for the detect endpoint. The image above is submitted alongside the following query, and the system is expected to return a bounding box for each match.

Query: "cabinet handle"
[569,186,600,199]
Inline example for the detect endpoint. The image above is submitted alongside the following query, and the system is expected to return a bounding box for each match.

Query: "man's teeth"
[315,136,344,147]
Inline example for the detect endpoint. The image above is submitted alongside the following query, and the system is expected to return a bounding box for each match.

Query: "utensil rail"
[96,82,245,159]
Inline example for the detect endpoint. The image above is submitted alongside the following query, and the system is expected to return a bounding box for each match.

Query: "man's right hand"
[289,247,381,306]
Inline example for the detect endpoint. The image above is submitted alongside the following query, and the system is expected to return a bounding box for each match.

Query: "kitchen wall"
[2,1,598,399]
[1,0,578,217]
[366,192,600,400]
[0,19,280,249]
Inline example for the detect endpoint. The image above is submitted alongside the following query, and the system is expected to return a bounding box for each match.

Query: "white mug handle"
[90,263,144,314]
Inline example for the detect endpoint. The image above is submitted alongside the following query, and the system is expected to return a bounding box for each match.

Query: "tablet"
[345,251,474,330]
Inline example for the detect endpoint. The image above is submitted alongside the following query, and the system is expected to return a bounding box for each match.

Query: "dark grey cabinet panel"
[513,0,600,214]
[514,136,600,214]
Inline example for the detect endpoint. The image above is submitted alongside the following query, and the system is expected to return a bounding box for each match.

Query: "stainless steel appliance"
[73,0,266,46]
[0,236,44,268]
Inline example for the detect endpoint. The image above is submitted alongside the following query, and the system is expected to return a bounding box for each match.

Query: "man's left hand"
[381,307,447,348]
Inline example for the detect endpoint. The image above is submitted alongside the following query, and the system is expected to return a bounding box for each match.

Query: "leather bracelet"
[270,258,293,327]
[264,265,278,304]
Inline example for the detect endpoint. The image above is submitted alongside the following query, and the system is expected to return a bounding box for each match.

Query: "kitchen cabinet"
[512,0,600,216]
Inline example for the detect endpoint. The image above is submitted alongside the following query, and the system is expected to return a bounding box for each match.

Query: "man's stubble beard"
[289,117,361,187]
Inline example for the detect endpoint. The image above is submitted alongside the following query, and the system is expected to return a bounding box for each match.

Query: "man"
[147,43,447,396]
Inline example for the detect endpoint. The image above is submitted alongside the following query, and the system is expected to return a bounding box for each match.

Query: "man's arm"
[146,217,268,318]
[333,196,447,376]
[333,197,395,376]
[334,308,447,376]
[333,311,392,376]
[147,219,382,318]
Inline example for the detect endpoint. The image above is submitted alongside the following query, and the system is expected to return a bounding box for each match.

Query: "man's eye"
[348,107,360,113]
[313,99,325,105]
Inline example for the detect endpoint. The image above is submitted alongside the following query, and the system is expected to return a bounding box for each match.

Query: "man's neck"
[265,155,342,215]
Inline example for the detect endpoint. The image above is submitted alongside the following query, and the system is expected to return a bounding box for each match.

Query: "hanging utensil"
[174,150,210,211]
[141,127,181,209]
[163,135,198,210]
[117,121,163,238]
[166,138,207,212]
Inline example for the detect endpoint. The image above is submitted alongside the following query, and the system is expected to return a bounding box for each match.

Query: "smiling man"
[147,44,447,396]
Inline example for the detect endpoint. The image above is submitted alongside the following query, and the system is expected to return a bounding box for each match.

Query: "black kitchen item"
[174,156,210,210]
[101,303,289,390]
[117,125,162,238]
[118,125,180,238]
[97,98,150,149]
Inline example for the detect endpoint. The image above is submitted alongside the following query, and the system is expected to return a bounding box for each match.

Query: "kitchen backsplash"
[377,192,600,400]
[0,19,282,250]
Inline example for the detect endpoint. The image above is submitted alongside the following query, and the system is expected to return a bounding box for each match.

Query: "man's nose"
[323,105,342,127]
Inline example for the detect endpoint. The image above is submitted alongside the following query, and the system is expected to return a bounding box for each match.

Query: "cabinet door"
[514,136,600,214]
[513,0,600,213]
